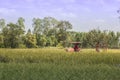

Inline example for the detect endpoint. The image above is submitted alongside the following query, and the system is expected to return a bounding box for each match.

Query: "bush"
[18,44,26,48]
[0,55,11,63]
[56,43,63,48]
[0,43,4,48]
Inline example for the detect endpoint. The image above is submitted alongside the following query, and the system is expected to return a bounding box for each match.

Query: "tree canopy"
[0,17,120,48]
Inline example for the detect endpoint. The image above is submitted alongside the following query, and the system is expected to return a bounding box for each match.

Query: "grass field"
[0,48,120,80]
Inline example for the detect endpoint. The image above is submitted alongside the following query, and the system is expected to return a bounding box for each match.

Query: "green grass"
[0,48,120,80]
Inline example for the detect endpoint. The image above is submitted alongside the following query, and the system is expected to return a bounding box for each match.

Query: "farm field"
[0,48,120,80]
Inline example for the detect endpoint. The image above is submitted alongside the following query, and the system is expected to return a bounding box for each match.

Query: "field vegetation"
[0,48,120,80]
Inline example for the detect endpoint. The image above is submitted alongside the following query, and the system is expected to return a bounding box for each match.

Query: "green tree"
[3,23,23,48]
[0,19,6,47]
[43,17,58,35]
[17,17,25,29]
[32,17,59,47]
[17,17,25,47]
[32,18,43,34]
[0,35,4,47]
[25,29,37,48]
[108,31,119,48]
[0,19,5,33]
[32,18,43,47]
[56,21,72,47]
[39,35,47,47]
[46,35,58,47]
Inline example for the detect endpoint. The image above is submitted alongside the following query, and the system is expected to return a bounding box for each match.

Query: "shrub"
[0,55,11,63]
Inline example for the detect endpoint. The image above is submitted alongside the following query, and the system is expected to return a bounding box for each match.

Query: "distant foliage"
[0,17,120,48]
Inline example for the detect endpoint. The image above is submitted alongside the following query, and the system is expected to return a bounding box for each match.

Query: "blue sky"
[0,0,120,32]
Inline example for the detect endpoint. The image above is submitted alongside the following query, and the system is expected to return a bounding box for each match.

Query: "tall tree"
[0,19,5,33]
[56,21,72,47]
[17,17,25,46]
[43,17,58,35]
[32,18,43,34]
[85,29,101,47]
[57,21,72,31]
[0,19,6,47]
[17,17,25,30]
[3,23,24,48]
[25,29,37,48]
[32,18,43,47]
[0,34,4,48]
[39,35,47,47]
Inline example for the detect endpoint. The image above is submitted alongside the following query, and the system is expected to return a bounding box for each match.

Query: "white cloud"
[25,0,34,2]
[82,7,91,12]
[0,8,16,15]
[99,0,106,5]
[60,0,76,3]
[61,12,77,18]
[116,0,120,2]
[84,0,106,6]
[95,19,106,23]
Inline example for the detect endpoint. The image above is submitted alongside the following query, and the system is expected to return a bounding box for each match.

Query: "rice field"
[0,48,120,80]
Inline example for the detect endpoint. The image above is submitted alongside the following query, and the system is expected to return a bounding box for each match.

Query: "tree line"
[0,17,120,48]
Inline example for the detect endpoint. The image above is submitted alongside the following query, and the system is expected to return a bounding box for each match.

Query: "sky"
[0,0,120,32]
